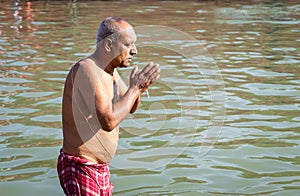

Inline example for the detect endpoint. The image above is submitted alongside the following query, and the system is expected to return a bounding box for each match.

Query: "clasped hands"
[130,62,160,93]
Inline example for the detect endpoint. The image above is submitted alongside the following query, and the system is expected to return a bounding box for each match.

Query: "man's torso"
[62,59,120,164]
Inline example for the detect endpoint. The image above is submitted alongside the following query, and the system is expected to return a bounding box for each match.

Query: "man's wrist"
[128,85,142,97]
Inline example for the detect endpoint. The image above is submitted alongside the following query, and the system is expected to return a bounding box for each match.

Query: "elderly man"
[57,17,160,195]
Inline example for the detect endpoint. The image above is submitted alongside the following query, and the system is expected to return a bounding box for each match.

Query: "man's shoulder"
[72,58,104,75]
[76,58,96,69]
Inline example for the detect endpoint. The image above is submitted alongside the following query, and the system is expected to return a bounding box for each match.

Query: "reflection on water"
[0,0,299,195]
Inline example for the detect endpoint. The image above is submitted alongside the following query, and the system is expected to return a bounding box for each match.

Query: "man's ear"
[105,39,112,52]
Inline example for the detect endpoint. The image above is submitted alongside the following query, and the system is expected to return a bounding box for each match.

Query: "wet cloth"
[57,150,113,196]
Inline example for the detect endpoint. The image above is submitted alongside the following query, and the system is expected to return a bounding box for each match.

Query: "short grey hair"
[96,17,125,44]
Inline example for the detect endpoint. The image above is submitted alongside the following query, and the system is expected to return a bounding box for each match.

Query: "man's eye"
[124,43,130,47]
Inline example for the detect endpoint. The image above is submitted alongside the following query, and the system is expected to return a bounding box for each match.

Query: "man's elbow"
[130,109,137,114]
[100,119,118,132]
[96,112,118,132]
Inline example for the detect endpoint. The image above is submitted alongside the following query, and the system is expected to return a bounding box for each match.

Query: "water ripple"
[0,1,299,195]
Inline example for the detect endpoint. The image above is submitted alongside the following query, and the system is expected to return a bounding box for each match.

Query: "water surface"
[0,0,299,195]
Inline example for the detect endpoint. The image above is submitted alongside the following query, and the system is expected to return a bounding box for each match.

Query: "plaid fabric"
[57,150,113,196]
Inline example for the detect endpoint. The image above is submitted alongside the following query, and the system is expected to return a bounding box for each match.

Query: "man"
[57,17,160,195]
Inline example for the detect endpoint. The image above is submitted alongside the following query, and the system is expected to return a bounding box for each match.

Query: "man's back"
[62,59,119,164]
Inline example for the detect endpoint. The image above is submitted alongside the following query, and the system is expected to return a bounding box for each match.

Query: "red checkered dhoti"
[57,150,113,196]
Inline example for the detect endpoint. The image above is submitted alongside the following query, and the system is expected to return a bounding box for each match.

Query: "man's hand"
[129,62,160,92]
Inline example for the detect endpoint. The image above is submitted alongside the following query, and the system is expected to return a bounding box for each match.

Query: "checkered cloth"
[57,150,113,196]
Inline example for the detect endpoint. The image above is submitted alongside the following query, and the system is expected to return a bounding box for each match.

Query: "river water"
[0,0,299,195]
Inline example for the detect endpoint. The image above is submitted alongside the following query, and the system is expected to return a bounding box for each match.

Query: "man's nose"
[130,44,137,55]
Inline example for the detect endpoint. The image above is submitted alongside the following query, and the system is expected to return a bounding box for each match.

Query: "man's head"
[96,17,138,68]
[96,17,124,44]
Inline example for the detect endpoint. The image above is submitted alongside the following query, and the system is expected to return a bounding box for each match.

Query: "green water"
[0,0,299,195]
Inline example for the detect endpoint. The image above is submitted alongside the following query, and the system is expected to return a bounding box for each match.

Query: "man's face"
[111,28,137,68]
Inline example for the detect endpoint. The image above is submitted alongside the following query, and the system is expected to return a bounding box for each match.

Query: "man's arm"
[96,64,159,131]
[115,70,141,113]
[76,62,160,132]
[95,80,141,131]
[130,95,141,114]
